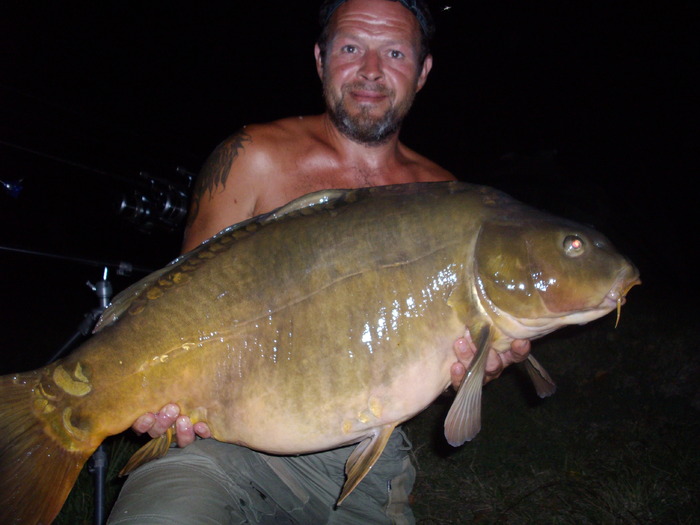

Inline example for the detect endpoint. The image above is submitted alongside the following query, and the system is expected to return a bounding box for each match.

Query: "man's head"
[317,0,434,65]
[314,0,434,145]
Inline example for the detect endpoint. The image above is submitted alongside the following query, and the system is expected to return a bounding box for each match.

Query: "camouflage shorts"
[107,428,415,525]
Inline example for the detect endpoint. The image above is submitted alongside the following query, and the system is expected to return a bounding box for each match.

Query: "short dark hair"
[317,0,434,65]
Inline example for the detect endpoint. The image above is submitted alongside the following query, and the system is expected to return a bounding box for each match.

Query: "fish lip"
[605,269,641,305]
[602,269,641,321]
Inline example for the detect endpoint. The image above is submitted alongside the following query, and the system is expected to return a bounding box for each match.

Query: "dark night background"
[0,1,695,375]
[1,2,699,522]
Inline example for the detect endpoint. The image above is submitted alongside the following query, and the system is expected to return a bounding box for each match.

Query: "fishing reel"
[118,167,195,234]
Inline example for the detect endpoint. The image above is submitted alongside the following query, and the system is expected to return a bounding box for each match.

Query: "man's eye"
[341,45,357,53]
[389,50,404,59]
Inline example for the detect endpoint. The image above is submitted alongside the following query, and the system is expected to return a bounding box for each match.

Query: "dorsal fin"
[262,188,350,222]
[95,183,473,332]
[93,265,172,332]
[94,188,362,332]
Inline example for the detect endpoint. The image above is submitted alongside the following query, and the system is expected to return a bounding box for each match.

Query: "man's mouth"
[345,84,391,105]
[351,90,386,103]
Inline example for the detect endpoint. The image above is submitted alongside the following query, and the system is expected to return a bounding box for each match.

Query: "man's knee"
[107,444,245,524]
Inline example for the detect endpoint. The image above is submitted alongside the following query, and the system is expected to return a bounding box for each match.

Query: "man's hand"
[450,330,531,390]
[132,404,211,448]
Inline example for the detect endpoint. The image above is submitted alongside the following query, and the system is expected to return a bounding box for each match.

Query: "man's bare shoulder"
[203,116,322,180]
[244,115,326,148]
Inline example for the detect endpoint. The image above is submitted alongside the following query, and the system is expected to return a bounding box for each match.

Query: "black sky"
[0,1,696,371]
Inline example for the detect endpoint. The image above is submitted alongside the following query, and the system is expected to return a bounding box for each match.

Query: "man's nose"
[358,50,383,81]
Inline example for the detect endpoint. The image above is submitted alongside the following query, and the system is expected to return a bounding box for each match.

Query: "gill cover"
[474,219,628,317]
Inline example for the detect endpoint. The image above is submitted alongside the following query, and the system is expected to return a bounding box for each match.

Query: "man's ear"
[416,54,433,92]
[314,43,324,79]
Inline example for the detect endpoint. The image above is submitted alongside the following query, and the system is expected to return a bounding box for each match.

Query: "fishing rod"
[1,137,195,233]
[0,245,153,275]
[1,84,197,525]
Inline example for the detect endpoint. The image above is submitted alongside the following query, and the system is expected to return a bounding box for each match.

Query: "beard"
[323,77,417,146]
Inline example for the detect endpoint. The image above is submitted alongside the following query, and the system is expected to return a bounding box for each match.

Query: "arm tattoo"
[186,129,252,227]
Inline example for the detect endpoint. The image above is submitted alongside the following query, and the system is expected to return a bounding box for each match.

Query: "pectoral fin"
[523,355,557,398]
[119,427,173,476]
[444,324,494,446]
[338,424,396,505]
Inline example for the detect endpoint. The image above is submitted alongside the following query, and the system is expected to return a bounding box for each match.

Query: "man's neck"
[320,113,403,172]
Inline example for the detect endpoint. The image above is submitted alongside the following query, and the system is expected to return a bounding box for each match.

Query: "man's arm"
[132,129,261,446]
[182,129,256,253]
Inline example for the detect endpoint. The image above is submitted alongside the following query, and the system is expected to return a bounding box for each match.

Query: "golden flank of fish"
[0,182,640,524]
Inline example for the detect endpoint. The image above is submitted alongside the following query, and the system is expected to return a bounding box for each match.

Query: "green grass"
[57,286,699,523]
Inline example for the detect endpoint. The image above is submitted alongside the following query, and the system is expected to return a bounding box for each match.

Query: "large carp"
[0,182,639,524]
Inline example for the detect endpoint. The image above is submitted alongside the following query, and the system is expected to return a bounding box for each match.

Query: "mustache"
[342,82,394,97]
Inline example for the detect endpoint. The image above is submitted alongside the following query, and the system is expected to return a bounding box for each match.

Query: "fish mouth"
[605,270,641,327]
[474,264,641,341]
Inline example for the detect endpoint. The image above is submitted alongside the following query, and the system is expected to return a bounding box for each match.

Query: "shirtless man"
[109,1,530,523]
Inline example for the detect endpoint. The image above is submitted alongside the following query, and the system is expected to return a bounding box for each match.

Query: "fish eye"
[563,235,585,257]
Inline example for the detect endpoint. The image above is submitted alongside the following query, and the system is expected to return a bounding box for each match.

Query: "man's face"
[315,0,432,145]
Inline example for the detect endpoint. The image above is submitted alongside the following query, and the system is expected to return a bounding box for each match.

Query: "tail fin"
[0,372,95,524]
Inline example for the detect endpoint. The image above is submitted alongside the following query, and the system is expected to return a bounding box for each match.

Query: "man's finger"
[148,404,180,438]
[510,339,531,361]
[175,416,195,447]
[450,362,466,390]
[193,422,212,439]
[484,349,505,380]
[132,413,155,435]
